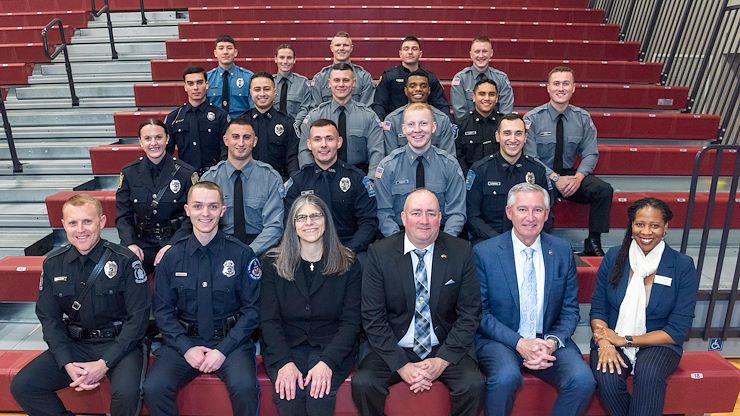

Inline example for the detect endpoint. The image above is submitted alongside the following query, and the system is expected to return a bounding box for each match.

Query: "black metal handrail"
[0,95,23,173]
[42,18,79,107]
[90,0,118,60]
[140,0,148,25]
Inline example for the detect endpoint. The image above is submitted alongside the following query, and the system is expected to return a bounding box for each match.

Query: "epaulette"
[340,161,366,177]
[120,157,144,171]
[433,146,461,165]
[469,153,497,171]
[45,244,72,260]
[103,241,137,259]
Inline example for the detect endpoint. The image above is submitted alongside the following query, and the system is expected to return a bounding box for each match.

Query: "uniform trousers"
[11,341,146,416]
[556,170,613,234]
[143,342,259,416]
[351,346,484,416]
[590,345,681,416]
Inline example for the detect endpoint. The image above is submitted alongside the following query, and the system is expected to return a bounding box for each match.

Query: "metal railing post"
[140,0,148,25]
[42,18,79,107]
[660,0,693,85]
[0,96,23,173]
[91,0,118,59]
[638,0,664,61]
[686,0,729,113]
[717,80,740,145]
[604,0,617,23]
[619,0,638,41]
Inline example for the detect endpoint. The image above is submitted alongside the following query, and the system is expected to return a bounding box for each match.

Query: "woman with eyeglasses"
[260,194,362,415]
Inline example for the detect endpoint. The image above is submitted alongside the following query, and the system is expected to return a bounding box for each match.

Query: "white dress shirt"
[398,234,440,349]
[511,232,546,335]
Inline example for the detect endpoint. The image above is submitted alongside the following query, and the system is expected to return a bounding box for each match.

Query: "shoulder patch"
[132,260,147,284]
[38,272,44,292]
[382,120,392,131]
[374,166,384,179]
[451,77,461,86]
[362,176,376,198]
[117,173,124,189]
[302,114,311,125]
[284,177,294,192]
[456,165,465,180]
[465,169,476,191]
[191,172,199,185]
[278,181,287,199]
[524,118,532,130]
[451,124,459,140]
[248,257,262,280]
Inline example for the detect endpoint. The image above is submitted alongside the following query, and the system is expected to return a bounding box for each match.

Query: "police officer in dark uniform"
[455,78,503,172]
[143,181,261,416]
[11,194,150,416]
[285,118,377,255]
[466,114,554,245]
[165,66,229,175]
[116,118,198,274]
[242,71,300,181]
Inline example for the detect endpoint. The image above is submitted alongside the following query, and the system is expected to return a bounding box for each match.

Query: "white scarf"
[614,239,665,372]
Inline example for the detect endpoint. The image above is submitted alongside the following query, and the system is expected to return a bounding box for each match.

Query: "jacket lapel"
[395,237,415,314]
[429,235,449,315]
[293,263,310,300]
[138,158,156,192]
[500,233,521,313]
[541,235,554,317]
[646,248,674,314]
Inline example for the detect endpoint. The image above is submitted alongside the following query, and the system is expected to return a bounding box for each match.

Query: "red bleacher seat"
[0,63,33,86]
[89,145,145,175]
[554,192,645,229]
[0,26,67,45]
[0,44,49,64]
[594,145,738,176]
[0,256,44,302]
[0,11,89,28]
[45,191,117,229]
[0,0,88,13]
[577,257,602,303]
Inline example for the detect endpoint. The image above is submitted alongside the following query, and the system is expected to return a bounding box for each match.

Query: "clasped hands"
[516,337,558,370]
[64,359,109,392]
[275,361,333,401]
[555,173,584,198]
[184,346,226,374]
[398,357,449,394]
[592,325,628,374]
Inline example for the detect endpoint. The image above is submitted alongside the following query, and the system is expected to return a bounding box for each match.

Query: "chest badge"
[526,171,535,184]
[104,261,118,279]
[274,123,284,136]
[236,77,244,88]
[207,111,216,121]
[223,260,236,278]
[170,179,182,194]
[339,177,351,192]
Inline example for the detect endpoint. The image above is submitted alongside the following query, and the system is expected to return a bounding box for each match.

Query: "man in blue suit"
[474,182,595,416]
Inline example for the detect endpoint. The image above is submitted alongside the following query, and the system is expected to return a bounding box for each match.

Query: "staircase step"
[3,97,136,110]
[0,203,49,227]
[0,125,116,139]
[64,42,166,57]
[89,11,185,24]
[0,140,116,160]
[13,82,135,100]
[0,159,92,176]
[0,176,93,203]
[77,25,179,38]
[27,73,152,84]
[1,109,123,126]
[0,228,53,257]
[38,60,152,75]
[72,35,179,44]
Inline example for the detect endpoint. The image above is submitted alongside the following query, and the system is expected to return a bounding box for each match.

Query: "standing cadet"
[455,78,503,172]
[207,35,254,119]
[465,114,553,245]
[298,63,385,178]
[116,119,198,274]
[375,103,466,237]
[383,70,457,156]
[143,181,261,416]
[285,118,377,256]
[451,36,514,119]
[372,36,450,120]
[11,194,150,416]
[242,71,300,181]
[165,66,229,175]
[524,66,613,256]
[273,43,312,123]
[202,117,285,256]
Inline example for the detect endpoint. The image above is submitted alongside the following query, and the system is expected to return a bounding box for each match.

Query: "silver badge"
[170,179,181,194]
[339,177,351,192]
[274,123,284,136]
[236,77,244,88]
[207,111,216,121]
[133,260,147,284]
[526,172,535,184]
[104,261,118,279]
[223,260,236,278]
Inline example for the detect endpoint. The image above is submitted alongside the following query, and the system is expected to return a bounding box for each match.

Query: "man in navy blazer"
[474,183,595,416]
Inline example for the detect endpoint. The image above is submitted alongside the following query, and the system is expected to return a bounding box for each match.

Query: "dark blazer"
[362,232,481,372]
[259,255,362,371]
[474,231,580,350]
[589,244,698,356]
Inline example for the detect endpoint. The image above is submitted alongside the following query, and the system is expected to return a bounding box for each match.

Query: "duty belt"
[67,321,123,340]
[179,314,240,339]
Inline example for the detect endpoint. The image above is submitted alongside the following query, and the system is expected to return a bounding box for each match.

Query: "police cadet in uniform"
[451,36,514,119]
[524,66,613,256]
[143,181,261,416]
[117,119,198,274]
[298,63,385,178]
[202,117,285,256]
[12,194,150,416]
[372,36,450,120]
[465,113,554,245]
[207,35,254,119]
[242,71,300,181]
[273,43,312,123]
[455,78,504,172]
[375,103,466,237]
[165,66,229,175]
[285,118,377,256]
[383,70,457,156]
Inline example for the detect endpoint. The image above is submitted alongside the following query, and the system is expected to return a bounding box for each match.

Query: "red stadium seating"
[0,26,67,45]
[0,44,49,64]
[0,11,89,28]
[45,191,117,229]
[0,63,33,86]
[593,145,738,176]
[89,145,145,175]
[0,256,44,302]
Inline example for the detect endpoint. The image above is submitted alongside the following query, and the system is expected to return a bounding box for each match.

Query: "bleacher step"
[0,125,116,139]
[1,108,124,126]
[0,203,49,228]
[77,26,179,38]
[2,97,135,110]
[13,83,136,100]
[0,228,52,257]
[601,176,725,192]
[0,140,116,160]
[55,54,166,63]
[88,10,185,24]
[28,73,152,84]
[63,42,166,57]
[72,35,180,44]
[0,176,93,202]
[0,159,91,176]
[38,61,152,76]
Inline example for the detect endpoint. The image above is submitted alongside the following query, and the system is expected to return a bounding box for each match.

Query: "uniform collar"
[496,152,524,168]
[185,100,209,113]
[225,159,255,180]
[546,102,572,121]
[63,238,106,264]
[404,145,433,164]
[250,107,274,119]
[472,109,498,121]
[330,99,355,113]
[187,230,225,256]
[312,160,339,174]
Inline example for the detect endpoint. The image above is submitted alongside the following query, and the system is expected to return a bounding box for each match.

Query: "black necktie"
[477,72,488,82]
[337,106,348,162]
[233,170,248,243]
[196,247,214,340]
[317,169,332,206]
[554,114,565,174]
[415,155,425,188]
[279,78,289,114]
[221,70,230,113]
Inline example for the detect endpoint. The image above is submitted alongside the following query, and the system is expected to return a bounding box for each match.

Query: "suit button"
[305,305,311,311]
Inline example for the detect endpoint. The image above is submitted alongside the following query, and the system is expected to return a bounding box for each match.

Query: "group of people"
[7,31,699,416]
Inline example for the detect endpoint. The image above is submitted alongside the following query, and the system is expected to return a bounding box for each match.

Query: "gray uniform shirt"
[273,71,312,122]
[383,104,458,156]
[451,65,514,119]
[309,63,375,107]
[201,159,284,256]
[298,99,385,177]
[523,102,598,176]
[375,145,466,237]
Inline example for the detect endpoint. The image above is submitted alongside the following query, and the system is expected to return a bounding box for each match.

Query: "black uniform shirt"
[164,101,228,172]
[371,64,451,120]
[243,107,300,180]
[455,110,502,172]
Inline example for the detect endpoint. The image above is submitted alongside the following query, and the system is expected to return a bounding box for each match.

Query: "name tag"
[483,140,492,145]
[54,276,68,282]
[487,181,501,186]
[395,78,404,83]
[539,131,552,136]
[175,272,188,277]
[654,275,672,286]
[395,179,410,185]
[464,130,477,136]
[300,190,315,196]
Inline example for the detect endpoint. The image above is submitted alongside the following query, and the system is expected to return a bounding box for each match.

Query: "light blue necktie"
[519,247,537,339]
[412,249,432,359]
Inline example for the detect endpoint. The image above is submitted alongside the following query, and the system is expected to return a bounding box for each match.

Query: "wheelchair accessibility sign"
[708,338,723,351]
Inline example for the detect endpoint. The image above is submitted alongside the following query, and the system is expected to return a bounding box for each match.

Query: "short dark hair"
[333,31,351,39]
[401,36,421,48]
[275,43,295,57]
[405,70,429,86]
[187,181,223,204]
[215,34,236,47]
[548,66,575,81]
[250,71,274,87]
[182,66,206,81]
[226,116,254,131]
[310,118,339,131]
[474,78,498,92]
[138,118,167,138]
[331,62,353,72]
[497,113,525,132]
[472,35,491,44]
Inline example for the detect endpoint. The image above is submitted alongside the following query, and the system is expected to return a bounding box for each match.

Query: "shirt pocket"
[391,181,414,216]
[213,275,239,316]
[348,128,367,158]
[51,280,76,299]
[245,194,268,229]
[425,179,448,212]
[170,273,197,312]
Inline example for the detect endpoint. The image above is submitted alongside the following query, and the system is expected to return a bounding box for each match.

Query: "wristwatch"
[625,335,634,347]
[550,173,560,183]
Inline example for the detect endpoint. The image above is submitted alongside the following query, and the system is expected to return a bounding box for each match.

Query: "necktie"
[477,72,488,82]
[412,249,432,359]
[188,106,202,169]
[337,106,348,162]
[415,155,425,188]
[221,70,230,113]
[519,247,537,339]
[554,114,564,174]
[233,170,248,244]
[279,78,289,114]
[316,169,332,207]
[196,247,214,340]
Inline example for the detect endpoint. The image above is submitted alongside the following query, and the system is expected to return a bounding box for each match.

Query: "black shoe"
[582,237,605,256]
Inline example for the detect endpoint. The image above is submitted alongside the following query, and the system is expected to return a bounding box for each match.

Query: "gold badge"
[339,177,351,192]
[526,171,535,184]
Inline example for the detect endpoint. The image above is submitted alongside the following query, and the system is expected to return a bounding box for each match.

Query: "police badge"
[207,111,216,121]
[104,261,118,279]
[170,179,181,194]
[274,123,284,136]
[526,171,535,184]
[339,177,351,192]
[223,260,236,278]
[236,77,244,88]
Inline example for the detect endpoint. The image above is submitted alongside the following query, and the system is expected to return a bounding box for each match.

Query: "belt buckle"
[88,329,101,338]
[71,301,81,311]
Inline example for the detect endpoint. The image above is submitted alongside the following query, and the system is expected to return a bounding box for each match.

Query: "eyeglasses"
[294,212,325,223]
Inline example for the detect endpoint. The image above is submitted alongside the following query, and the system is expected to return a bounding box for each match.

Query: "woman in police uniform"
[116,119,198,274]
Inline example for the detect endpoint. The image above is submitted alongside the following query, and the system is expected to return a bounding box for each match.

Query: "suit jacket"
[474,231,580,350]
[362,232,481,372]
[589,244,698,356]
[259,255,362,371]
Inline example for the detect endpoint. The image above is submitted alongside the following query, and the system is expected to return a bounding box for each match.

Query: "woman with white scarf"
[589,198,698,416]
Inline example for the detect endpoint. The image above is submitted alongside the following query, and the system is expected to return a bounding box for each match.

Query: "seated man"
[455,78,503,171]
[383,70,457,156]
[308,31,375,106]
[466,113,553,245]
[144,181,262,416]
[474,183,595,416]
[524,65,613,256]
[273,43,312,122]
[351,189,483,416]
[375,103,466,237]
[207,35,253,119]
